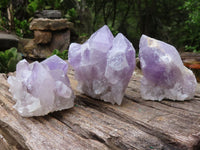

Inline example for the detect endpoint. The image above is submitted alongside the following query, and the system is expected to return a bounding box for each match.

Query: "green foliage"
[65,8,79,23]
[1,0,64,37]
[0,0,200,53]
[179,0,200,52]
[183,0,200,24]
[51,49,68,60]
[108,25,118,36]
[185,45,199,53]
[27,0,63,15]
[0,12,9,31]
[0,48,22,73]
[14,18,31,37]
[27,0,43,15]
[0,0,32,37]
[0,0,10,8]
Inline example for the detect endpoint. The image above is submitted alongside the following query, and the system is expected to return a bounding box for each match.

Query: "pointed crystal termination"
[139,35,197,101]
[7,55,74,117]
[68,25,136,105]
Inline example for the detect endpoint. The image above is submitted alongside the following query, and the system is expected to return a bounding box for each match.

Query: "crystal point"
[139,35,197,101]
[8,55,74,117]
[69,25,135,105]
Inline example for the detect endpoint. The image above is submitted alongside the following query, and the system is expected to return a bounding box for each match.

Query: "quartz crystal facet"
[68,25,135,105]
[139,35,197,101]
[7,55,74,117]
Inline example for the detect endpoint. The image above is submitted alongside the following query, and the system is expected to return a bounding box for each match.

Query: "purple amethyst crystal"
[68,25,135,105]
[139,35,197,101]
[7,55,74,117]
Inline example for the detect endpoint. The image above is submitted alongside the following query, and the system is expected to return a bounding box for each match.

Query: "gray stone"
[34,30,52,44]
[20,30,70,59]
[35,10,62,19]
[30,19,73,31]
[50,30,70,50]
[0,33,19,50]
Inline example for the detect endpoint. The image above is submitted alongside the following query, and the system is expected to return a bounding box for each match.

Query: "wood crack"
[75,95,188,150]
[1,72,200,150]
[0,120,29,150]
[50,113,116,149]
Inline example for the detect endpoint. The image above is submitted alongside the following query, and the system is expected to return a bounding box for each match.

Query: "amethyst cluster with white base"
[68,25,136,105]
[7,29,197,118]
[139,35,197,101]
[7,55,74,117]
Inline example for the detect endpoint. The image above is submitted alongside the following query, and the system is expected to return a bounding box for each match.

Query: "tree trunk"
[7,2,15,31]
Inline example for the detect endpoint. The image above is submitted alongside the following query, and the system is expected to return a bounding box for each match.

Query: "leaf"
[45,5,51,10]
[0,47,22,73]
[0,62,6,73]
[7,57,17,72]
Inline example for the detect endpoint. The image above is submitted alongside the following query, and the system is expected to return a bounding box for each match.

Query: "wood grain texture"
[0,68,200,150]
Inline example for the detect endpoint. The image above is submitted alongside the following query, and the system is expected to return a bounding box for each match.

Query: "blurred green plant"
[14,18,31,37]
[65,8,79,23]
[0,12,9,31]
[51,49,68,60]
[185,45,199,53]
[108,24,118,36]
[27,0,63,15]
[180,0,200,52]
[1,0,200,53]
[0,47,22,73]
[0,0,32,37]
[27,0,42,15]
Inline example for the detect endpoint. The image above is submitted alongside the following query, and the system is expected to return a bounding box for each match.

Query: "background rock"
[0,33,19,50]
[50,30,70,50]
[19,30,70,59]
[18,18,73,60]
[35,10,62,19]
[30,18,73,31]
[34,30,52,44]
[181,52,200,82]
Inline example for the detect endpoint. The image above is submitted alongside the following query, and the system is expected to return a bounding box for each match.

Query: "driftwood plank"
[0,74,108,150]
[0,67,200,150]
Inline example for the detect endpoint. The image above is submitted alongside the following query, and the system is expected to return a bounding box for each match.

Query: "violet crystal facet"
[139,35,197,101]
[7,55,74,117]
[68,25,136,105]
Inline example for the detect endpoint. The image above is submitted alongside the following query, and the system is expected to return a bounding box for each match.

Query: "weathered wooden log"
[0,68,200,150]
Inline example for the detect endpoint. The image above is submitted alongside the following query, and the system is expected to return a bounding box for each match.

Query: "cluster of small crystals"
[68,25,135,105]
[7,55,74,117]
[139,35,197,101]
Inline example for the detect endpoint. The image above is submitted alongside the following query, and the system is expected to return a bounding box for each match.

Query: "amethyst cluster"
[139,35,197,101]
[8,55,74,117]
[68,25,136,105]
[7,26,197,118]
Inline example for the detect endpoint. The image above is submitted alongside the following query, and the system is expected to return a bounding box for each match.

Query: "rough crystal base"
[139,35,197,101]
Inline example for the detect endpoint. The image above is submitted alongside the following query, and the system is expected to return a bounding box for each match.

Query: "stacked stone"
[30,18,73,45]
[24,10,73,59]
